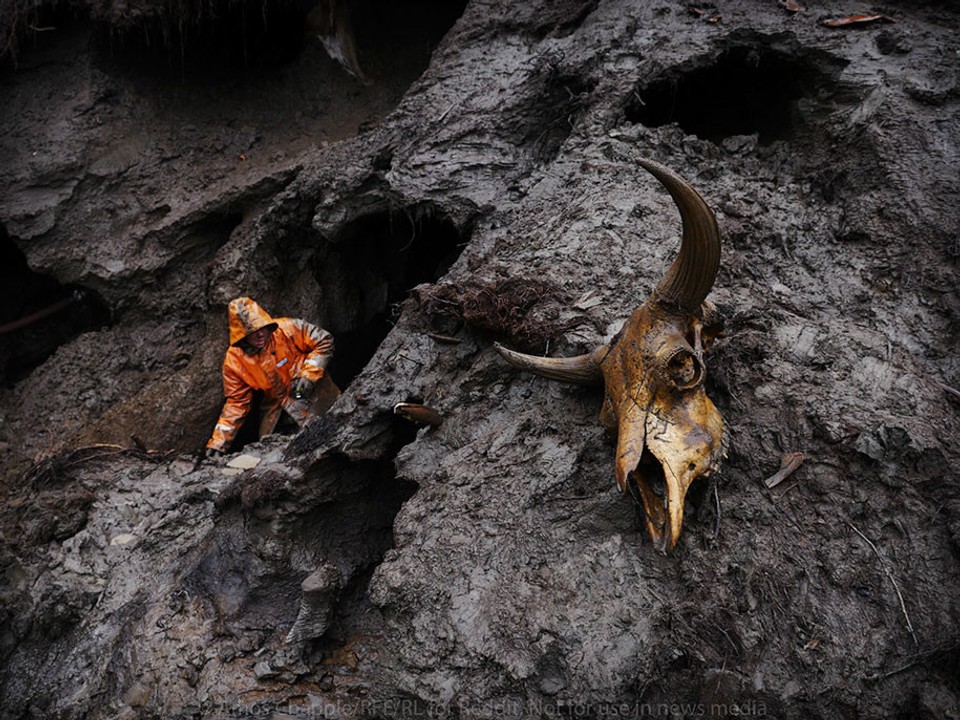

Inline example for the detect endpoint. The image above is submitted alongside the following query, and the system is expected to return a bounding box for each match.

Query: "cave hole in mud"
[0,228,111,387]
[317,203,465,389]
[627,45,828,144]
[94,0,467,78]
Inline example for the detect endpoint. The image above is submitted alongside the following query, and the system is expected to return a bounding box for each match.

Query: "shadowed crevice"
[316,203,466,390]
[0,227,112,387]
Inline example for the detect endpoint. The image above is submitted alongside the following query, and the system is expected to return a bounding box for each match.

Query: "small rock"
[227,454,261,470]
[286,563,342,644]
[170,458,195,476]
[721,134,758,154]
[122,680,152,707]
[254,660,278,679]
[110,533,139,547]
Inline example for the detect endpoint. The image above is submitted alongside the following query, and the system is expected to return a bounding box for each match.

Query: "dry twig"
[847,521,919,646]
[426,332,462,344]
[864,642,960,682]
[936,380,960,401]
[764,451,804,489]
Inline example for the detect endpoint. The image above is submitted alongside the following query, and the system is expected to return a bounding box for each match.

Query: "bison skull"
[495,158,726,553]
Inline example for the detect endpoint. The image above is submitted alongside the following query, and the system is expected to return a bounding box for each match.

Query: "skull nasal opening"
[316,204,466,390]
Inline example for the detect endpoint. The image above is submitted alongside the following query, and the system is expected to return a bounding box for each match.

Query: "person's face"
[245,326,272,351]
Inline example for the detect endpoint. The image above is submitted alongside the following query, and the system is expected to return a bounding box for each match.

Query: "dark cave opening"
[302,459,418,650]
[317,203,466,390]
[626,45,826,144]
[0,228,111,388]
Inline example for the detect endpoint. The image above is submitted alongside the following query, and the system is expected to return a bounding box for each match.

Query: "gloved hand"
[205,447,224,459]
[290,377,315,400]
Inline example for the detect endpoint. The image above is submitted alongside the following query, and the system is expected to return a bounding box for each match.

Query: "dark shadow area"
[316,203,466,389]
[94,0,316,72]
[304,460,417,645]
[0,0,91,70]
[0,227,111,387]
[346,0,467,82]
[88,0,467,77]
[626,43,834,145]
[228,390,266,454]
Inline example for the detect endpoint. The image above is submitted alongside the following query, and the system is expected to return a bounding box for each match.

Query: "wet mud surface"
[1,1,959,718]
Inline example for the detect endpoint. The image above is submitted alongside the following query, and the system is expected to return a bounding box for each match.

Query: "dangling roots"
[22,443,175,489]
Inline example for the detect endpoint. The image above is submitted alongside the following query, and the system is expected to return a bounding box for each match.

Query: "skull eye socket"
[662,347,704,391]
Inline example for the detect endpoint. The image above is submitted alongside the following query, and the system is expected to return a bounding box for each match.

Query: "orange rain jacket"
[207,297,335,452]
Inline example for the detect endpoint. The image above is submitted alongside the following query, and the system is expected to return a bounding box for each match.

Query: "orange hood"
[227,297,279,346]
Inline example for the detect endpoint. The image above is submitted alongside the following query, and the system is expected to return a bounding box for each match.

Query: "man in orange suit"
[206,297,338,456]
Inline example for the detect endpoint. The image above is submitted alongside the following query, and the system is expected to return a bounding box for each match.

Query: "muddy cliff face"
[1,1,958,718]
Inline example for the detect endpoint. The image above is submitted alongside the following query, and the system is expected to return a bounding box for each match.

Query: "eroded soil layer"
[1,1,958,718]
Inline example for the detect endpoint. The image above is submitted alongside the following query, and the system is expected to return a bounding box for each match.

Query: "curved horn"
[638,158,721,312]
[494,342,605,386]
